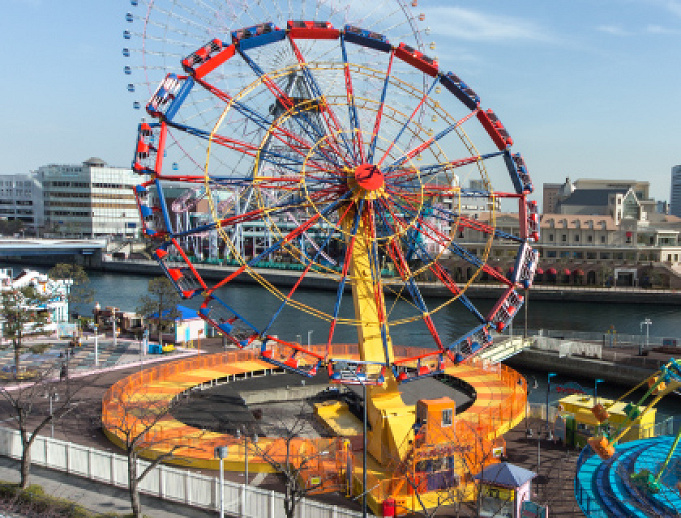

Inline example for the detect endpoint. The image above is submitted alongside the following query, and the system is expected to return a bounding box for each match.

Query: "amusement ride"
[576,359,681,517]
[110,0,542,513]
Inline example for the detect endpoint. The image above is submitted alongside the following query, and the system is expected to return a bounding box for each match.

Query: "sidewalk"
[0,457,221,518]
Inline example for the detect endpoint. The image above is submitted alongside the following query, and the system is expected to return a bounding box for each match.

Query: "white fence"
[0,427,364,518]
[532,336,603,359]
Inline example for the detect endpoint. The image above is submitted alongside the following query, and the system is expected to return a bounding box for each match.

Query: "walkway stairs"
[478,336,532,364]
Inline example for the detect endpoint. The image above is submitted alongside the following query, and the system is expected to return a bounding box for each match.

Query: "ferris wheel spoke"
[340,35,366,164]
[367,48,395,164]
[236,47,333,150]
[209,191,351,293]
[326,200,364,348]
[376,75,439,167]
[386,110,480,169]
[376,197,487,323]
[287,36,356,166]
[196,77,337,170]
[261,200,355,338]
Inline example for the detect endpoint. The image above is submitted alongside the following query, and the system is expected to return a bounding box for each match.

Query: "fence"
[529,328,678,350]
[0,427,363,518]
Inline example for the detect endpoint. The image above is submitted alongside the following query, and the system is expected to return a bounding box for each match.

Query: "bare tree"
[383,416,508,518]
[249,401,344,518]
[0,362,92,488]
[102,379,202,517]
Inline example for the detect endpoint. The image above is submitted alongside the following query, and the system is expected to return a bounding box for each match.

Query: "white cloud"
[596,25,631,36]
[421,7,552,43]
[645,24,676,34]
[664,0,681,17]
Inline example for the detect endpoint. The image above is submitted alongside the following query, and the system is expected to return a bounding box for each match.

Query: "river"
[4,261,680,424]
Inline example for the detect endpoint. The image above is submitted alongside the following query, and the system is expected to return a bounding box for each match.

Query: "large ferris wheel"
[126,2,539,466]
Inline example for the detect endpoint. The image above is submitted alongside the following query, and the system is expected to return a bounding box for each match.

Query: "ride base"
[102,348,526,515]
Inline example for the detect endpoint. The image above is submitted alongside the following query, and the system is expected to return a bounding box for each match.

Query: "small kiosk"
[473,462,543,518]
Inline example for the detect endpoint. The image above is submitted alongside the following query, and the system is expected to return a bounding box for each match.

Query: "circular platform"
[575,436,681,517]
[102,346,525,472]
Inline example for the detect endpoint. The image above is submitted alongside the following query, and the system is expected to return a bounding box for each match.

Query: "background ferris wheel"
[123,0,430,109]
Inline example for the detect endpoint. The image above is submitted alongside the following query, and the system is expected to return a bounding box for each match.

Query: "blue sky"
[1,0,679,205]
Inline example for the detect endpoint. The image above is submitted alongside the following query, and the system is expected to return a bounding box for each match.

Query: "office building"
[35,158,140,238]
[670,165,681,218]
[0,174,44,234]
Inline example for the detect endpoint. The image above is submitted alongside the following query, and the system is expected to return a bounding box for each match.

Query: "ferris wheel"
[130,18,539,385]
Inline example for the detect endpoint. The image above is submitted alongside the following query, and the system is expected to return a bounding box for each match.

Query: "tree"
[102,378,202,517]
[0,218,24,237]
[249,401,342,518]
[0,285,51,379]
[0,360,91,488]
[136,277,181,345]
[48,263,94,320]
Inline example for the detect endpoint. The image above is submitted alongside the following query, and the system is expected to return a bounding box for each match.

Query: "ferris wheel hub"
[353,163,385,195]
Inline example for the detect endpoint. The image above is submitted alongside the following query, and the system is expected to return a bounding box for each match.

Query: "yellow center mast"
[346,163,416,464]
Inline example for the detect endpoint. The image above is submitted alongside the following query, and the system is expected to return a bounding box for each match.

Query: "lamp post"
[46,391,59,438]
[214,446,228,518]
[93,324,98,367]
[362,380,367,518]
[546,372,557,436]
[639,318,652,355]
[307,330,313,348]
[111,308,118,348]
[594,378,604,407]
[236,427,258,516]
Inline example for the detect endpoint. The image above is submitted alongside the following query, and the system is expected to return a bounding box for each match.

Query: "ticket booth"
[473,463,542,518]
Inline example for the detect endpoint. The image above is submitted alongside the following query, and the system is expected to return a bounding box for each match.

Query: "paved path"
[0,456,222,518]
[0,334,197,374]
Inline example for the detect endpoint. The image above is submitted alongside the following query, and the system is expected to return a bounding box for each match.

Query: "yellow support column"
[346,199,415,465]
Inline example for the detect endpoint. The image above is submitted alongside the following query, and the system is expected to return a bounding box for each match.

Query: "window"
[561,234,567,242]
[601,236,606,243]
[442,409,453,427]
[587,235,593,243]
[574,235,580,242]
[546,251,557,258]
[548,233,554,241]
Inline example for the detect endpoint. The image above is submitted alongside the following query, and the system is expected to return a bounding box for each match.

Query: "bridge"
[0,238,107,257]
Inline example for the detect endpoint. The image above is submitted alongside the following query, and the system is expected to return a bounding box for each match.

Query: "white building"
[0,268,72,336]
[0,174,44,234]
[35,158,140,238]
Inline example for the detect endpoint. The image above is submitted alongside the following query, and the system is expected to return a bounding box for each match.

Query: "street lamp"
[44,391,59,438]
[93,324,99,367]
[307,330,313,348]
[639,318,652,355]
[546,372,557,436]
[214,446,228,518]
[236,427,258,513]
[594,378,604,407]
